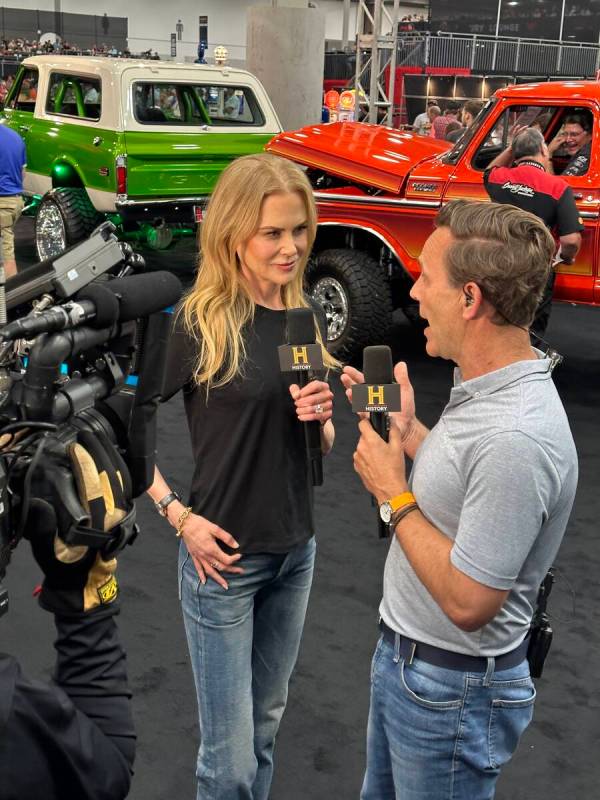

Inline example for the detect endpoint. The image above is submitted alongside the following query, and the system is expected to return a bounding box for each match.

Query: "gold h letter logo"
[367,385,385,405]
[292,346,309,365]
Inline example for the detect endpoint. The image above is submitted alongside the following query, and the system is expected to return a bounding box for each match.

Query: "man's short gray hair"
[512,128,545,161]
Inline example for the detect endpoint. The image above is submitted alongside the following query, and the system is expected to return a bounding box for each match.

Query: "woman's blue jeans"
[179,536,316,800]
[361,634,536,800]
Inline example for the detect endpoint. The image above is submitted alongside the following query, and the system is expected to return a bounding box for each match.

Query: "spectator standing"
[415,104,441,136]
[0,124,26,278]
[433,101,461,140]
[412,100,437,135]
[446,99,484,144]
[484,126,583,342]
[461,99,483,129]
[444,120,463,142]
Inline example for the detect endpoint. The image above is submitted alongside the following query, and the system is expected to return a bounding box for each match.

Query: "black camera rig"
[0,223,182,617]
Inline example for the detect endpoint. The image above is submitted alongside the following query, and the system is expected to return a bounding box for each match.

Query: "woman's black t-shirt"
[161,302,327,555]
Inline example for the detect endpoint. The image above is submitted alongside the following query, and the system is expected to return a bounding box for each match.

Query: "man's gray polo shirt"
[380,355,578,657]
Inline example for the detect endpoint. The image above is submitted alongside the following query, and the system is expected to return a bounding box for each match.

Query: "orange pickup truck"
[267,80,600,360]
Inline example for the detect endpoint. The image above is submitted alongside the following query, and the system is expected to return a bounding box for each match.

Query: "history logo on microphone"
[352,383,401,413]
[278,343,324,373]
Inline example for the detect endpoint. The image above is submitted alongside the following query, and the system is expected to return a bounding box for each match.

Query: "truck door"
[443,100,598,305]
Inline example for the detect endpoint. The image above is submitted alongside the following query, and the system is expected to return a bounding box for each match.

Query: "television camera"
[0,223,182,617]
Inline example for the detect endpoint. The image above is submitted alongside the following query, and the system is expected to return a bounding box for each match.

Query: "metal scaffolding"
[354,0,401,125]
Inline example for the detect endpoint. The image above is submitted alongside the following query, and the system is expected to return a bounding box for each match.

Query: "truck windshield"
[441,99,497,165]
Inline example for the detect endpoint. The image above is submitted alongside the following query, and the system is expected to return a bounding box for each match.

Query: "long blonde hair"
[182,152,339,388]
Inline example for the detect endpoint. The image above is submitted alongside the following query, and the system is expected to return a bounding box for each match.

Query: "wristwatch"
[379,491,416,524]
[155,491,181,517]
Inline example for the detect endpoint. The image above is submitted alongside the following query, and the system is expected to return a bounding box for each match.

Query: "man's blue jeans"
[361,634,536,800]
[179,536,316,800]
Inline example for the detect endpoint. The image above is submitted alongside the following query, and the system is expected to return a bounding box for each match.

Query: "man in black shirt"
[484,126,583,340]
[547,112,593,177]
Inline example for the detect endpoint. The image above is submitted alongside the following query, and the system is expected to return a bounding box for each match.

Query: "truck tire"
[35,188,103,261]
[306,248,393,363]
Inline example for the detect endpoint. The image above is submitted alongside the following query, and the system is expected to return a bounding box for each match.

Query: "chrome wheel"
[311,276,349,343]
[36,201,67,261]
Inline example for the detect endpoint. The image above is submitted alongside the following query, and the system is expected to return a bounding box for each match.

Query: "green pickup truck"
[0,55,282,260]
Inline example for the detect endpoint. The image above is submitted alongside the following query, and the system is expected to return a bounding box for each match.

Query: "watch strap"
[388,491,416,513]
[155,491,181,517]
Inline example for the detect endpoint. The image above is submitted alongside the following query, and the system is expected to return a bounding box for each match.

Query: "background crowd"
[411,98,484,142]
[0,36,158,64]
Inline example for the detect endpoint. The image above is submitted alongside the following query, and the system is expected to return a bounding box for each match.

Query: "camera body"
[0,223,180,614]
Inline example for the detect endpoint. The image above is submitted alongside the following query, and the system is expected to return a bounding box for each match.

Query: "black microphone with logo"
[352,345,401,538]
[278,307,325,487]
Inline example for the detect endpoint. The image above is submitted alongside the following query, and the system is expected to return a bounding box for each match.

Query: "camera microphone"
[103,271,182,322]
[0,271,182,341]
[0,283,120,340]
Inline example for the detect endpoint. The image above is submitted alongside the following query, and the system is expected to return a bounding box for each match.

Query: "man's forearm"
[53,612,136,768]
[487,145,513,170]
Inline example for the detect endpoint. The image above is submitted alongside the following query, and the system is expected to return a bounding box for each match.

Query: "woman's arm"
[147,467,243,589]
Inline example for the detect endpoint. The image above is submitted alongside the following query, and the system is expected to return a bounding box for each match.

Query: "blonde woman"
[148,153,338,800]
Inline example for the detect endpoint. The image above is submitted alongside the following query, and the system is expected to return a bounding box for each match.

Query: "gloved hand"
[27,428,134,617]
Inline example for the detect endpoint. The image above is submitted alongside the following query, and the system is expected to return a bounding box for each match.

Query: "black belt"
[379,619,529,673]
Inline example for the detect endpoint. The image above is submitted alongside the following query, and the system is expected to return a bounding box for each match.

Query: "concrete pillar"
[246,5,325,131]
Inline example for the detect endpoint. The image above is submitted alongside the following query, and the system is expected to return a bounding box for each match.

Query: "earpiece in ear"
[464,292,474,307]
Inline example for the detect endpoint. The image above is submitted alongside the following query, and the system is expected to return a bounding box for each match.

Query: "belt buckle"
[407,641,416,666]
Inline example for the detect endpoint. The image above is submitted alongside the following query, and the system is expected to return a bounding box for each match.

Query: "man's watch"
[379,492,416,524]
[155,491,181,517]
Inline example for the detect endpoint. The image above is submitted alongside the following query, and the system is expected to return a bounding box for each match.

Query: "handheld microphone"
[279,307,324,487]
[354,346,401,538]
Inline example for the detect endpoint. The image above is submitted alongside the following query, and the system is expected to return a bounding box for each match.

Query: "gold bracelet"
[175,506,193,538]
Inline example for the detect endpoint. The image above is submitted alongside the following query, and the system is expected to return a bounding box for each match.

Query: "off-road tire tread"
[36,188,103,259]
[306,248,393,363]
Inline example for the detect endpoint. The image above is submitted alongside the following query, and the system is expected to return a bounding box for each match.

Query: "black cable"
[0,421,57,436]
[15,434,49,541]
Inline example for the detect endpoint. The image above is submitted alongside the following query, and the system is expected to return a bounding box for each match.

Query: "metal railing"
[397,31,600,77]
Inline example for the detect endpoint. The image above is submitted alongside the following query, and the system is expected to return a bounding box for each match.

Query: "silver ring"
[315,403,323,414]
[209,561,219,570]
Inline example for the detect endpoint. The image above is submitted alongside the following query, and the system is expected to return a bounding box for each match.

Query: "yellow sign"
[367,385,385,406]
[292,346,309,366]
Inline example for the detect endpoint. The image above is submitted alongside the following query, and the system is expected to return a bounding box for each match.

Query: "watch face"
[379,502,392,524]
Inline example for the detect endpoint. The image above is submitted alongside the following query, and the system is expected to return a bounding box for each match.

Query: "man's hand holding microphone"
[340,348,429,533]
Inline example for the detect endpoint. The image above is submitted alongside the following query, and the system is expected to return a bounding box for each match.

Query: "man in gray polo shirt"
[342,200,578,800]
